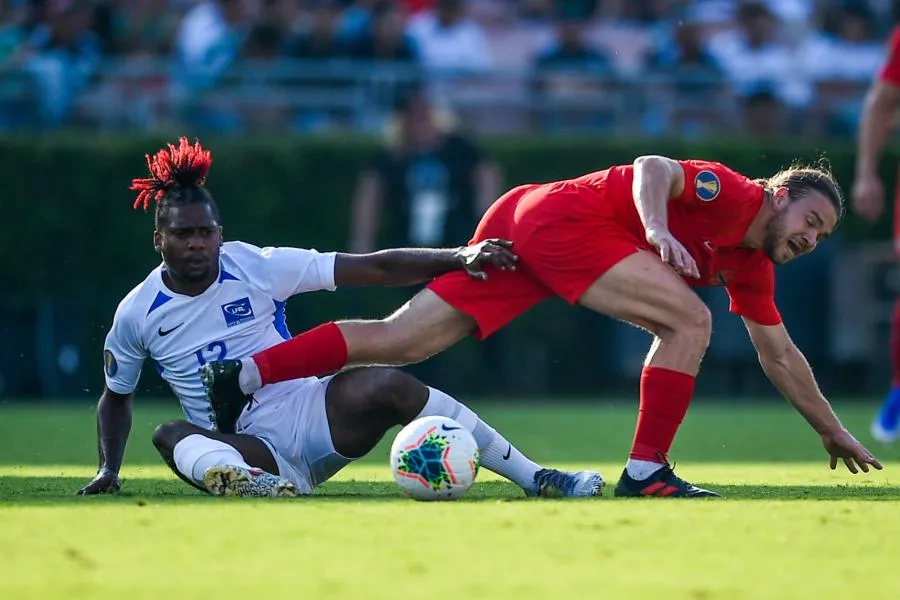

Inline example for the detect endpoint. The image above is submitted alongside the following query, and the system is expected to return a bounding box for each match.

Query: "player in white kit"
[76,138,604,498]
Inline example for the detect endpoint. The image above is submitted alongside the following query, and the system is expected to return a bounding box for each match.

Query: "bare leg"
[575,251,711,374]
[573,251,715,493]
[338,289,478,366]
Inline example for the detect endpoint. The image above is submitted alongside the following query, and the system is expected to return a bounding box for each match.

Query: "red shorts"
[427,181,647,339]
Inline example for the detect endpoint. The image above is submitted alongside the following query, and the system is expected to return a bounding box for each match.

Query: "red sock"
[891,300,900,387]
[253,322,348,385]
[629,366,696,462]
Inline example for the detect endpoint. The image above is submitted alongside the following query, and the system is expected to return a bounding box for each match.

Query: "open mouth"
[786,239,802,257]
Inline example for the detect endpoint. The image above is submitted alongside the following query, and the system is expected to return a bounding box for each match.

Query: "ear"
[772,187,791,210]
[153,230,162,253]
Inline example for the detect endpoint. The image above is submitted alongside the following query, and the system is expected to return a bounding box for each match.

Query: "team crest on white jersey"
[104,349,118,377]
[222,297,255,327]
[695,170,720,202]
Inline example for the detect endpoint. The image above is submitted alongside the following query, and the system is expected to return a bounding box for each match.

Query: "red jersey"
[571,160,781,325]
[879,25,900,86]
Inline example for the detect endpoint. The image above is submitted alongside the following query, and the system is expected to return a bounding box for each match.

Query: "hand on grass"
[821,429,883,474]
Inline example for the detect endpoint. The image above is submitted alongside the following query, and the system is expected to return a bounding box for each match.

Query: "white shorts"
[234,376,351,494]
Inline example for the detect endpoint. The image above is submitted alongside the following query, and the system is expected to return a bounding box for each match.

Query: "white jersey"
[103,241,337,429]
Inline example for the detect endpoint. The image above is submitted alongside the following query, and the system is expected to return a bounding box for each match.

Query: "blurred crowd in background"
[0,0,896,137]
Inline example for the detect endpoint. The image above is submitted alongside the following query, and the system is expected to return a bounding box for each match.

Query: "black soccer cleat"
[614,464,721,498]
[200,359,253,435]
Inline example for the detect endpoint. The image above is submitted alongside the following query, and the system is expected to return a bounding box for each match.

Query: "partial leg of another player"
[573,250,717,497]
[152,421,298,497]
[322,367,603,497]
[873,298,900,443]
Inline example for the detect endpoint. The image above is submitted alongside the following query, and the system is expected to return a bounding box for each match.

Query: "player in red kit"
[205,156,882,497]
[852,24,900,444]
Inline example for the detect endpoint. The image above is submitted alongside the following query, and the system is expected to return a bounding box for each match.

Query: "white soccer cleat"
[871,419,900,445]
[203,465,299,498]
[530,469,605,498]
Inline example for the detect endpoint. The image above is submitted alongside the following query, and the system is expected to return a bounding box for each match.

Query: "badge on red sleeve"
[695,170,720,202]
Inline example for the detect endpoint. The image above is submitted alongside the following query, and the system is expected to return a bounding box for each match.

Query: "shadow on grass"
[1,477,897,505]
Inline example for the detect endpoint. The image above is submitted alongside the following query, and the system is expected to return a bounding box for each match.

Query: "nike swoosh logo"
[158,323,184,336]
[502,445,511,460]
[441,424,461,431]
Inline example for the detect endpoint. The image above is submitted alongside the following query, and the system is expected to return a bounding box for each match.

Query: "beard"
[762,211,790,264]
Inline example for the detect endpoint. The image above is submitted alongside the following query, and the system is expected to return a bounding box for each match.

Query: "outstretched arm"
[742,317,881,473]
[77,388,133,495]
[333,239,518,287]
[853,79,900,223]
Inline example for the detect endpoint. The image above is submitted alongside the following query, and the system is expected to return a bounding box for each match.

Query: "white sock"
[416,387,542,492]
[173,434,252,486]
[239,358,262,394]
[626,458,664,481]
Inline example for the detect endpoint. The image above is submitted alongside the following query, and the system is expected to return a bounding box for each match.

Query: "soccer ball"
[390,416,480,501]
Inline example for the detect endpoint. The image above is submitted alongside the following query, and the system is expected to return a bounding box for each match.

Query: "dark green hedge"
[1,135,891,396]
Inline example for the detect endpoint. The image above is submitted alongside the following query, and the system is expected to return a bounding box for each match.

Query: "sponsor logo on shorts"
[221,297,255,328]
[104,350,118,377]
[695,170,720,202]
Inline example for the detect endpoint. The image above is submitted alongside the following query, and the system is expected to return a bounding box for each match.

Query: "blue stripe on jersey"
[219,269,239,283]
[147,291,172,315]
[272,299,290,339]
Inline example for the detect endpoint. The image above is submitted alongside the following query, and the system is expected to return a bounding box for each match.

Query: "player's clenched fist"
[76,469,121,495]
[645,227,700,279]
[456,239,518,280]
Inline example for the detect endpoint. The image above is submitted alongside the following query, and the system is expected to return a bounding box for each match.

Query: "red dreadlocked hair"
[130,137,213,211]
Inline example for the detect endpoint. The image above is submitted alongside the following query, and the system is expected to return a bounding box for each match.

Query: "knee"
[661,300,712,349]
[151,420,192,457]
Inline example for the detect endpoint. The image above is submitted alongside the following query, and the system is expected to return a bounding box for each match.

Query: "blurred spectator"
[93,0,179,57]
[805,2,884,136]
[348,1,419,63]
[534,17,610,72]
[349,85,499,252]
[25,0,102,127]
[174,0,252,85]
[519,0,556,23]
[337,0,378,43]
[239,22,289,132]
[741,86,787,138]
[407,0,491,72]
[285,0,344,59]
[644,17,728,136]
[0,0,35,129]
[806,2,883,82]
[532,16,616,132]
[709,1,811,108]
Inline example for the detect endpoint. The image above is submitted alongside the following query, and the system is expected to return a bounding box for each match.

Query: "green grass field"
[2,399,899,599]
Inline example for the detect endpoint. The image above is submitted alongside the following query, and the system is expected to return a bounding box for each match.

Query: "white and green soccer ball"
[390,416,480,501]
